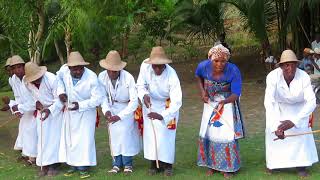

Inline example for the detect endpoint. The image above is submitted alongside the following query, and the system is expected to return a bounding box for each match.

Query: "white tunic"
[25,72,63,166]
[10,75,37,157]
[264,68,318,169]
[57,67,103,166]
[137,61,182,164]
[99,70,140,157]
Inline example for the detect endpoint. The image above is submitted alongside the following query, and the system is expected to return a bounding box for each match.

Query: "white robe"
[57,67,103,166]
[25,72,63,166]
[265,68,318,169]
[137,61,182,164]
[10,75,37,157]
[99,70,140,157]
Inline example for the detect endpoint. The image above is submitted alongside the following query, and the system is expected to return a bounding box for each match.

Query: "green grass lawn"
[0,81,320,179]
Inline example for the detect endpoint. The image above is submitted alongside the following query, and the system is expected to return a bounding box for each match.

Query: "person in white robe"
[24,62,63,176]
[1,57,14,111]
[137,46,182,176]
[98,50,140,174]
[7,55,37,165]
[57,51,103,179]
[265,49,318,177]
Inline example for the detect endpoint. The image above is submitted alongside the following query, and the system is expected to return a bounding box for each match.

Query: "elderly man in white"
[23,62,63,176]
[137,46,182,176]
[265,49,318,177]
[6,55,37,165]
[98,50,140,174]
[57,51,103,179]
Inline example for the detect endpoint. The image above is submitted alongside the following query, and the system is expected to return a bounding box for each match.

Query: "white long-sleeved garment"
[57,67,103,166]
[264,68,318,169]
[99,70,140,157]
[137,61,182,164]
[25,72,63,166]
[10,75,37,157]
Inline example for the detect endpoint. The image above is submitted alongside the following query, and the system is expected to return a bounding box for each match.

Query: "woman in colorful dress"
[196,44,244,179]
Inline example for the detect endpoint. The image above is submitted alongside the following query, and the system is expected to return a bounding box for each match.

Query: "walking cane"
[273,130,320,141]
[147,106,159,168]
[107,122,115,162]
[0,113,19,128]
[40,111,46,171]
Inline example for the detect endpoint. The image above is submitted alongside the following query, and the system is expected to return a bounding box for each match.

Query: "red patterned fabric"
[95,108,100,128]
[225,146,231,167]
[211,146,216,166]
[134,105,143,136]
[165,98,176,130]
[309,113,314,127]
[199,140,206,162]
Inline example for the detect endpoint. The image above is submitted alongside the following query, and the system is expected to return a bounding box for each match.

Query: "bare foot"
[297,167,309,178]
[223,172,233,179]
[265,168,273,175]
[206,169,216,176]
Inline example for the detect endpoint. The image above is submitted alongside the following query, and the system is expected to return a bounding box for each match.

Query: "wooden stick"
[148,107,159,169]
[273,130,320,141]
[107,123,115,162]
[0,115,18,128]
[40,117,43,170]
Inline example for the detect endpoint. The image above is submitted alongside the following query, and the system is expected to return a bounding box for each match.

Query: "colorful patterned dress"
[196,60,245,172]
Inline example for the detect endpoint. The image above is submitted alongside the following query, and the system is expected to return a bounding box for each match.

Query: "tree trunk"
[34,0,45,64]
[54,39,64,65]
[122,28,130,58]
[64,26,72,59]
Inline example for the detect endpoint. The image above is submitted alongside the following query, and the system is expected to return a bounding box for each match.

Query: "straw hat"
[99,50,126,71]
[145,46,172,64]
[4,57,11,67]
[303,48,315,54]
[67,51,90,67]
[278,50,299,64]
[314,48,320,55]
[10,55,25,66]
[24,62,47,83]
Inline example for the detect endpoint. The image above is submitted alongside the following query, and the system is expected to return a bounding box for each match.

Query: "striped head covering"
[208,44,230,61]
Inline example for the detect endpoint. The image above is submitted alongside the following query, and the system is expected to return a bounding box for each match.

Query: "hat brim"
[10,62,25,66]
[277,59,299,66]
[25,66,47,83]
[67,61,90,67]
[99,59,126,71]
[145,58,172,65]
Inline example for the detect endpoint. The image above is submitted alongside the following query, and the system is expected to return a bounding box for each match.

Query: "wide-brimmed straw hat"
[4,57,11,67]
[314,48,320,55]
[67,51,90,67]
[145,46,172,64]
[99,50,126,71]
[24,62,47,83]
[303,48,314,54]
[10,55,25,66]
[278,50,299,65]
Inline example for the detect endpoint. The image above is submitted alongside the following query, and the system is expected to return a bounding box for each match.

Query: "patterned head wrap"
[208,44,230,61]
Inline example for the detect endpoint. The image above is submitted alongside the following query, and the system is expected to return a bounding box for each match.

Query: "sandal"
[124,166,133,175]
[108,166,120,174]
[64,168,77,177]
[26,159,36,166]
[80,171,91,179]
